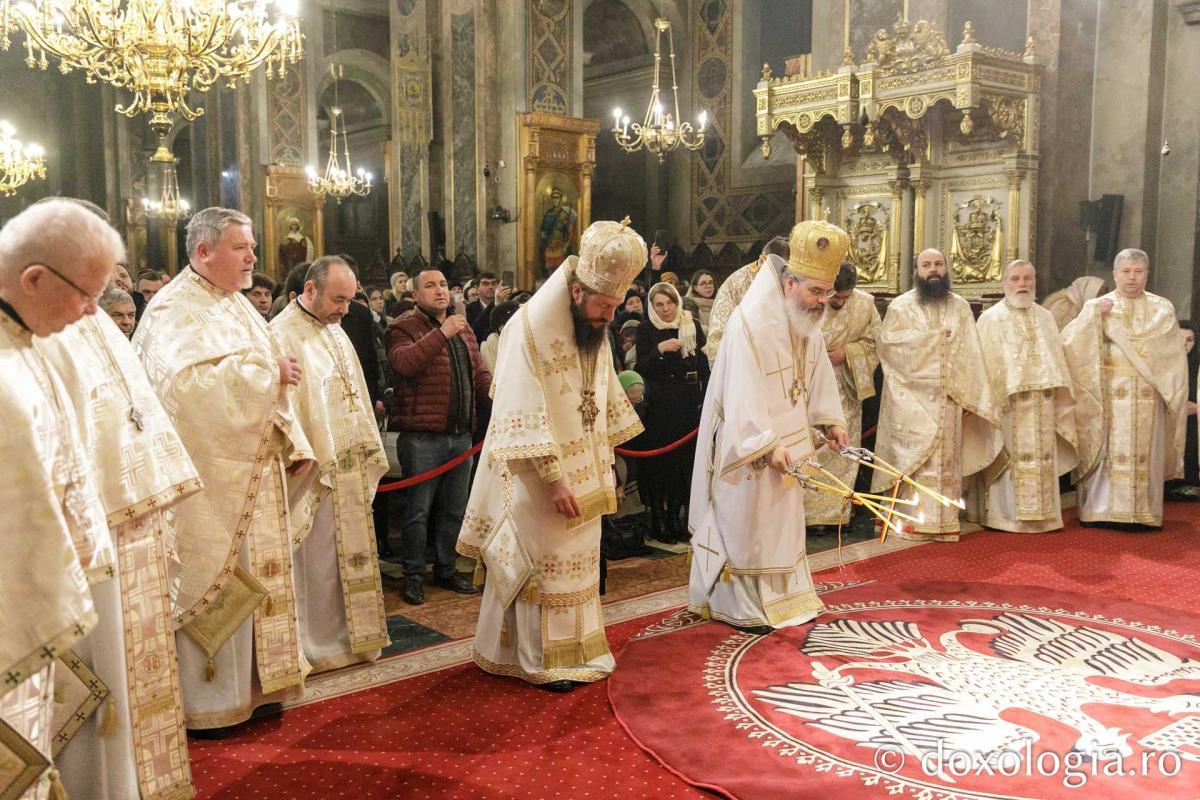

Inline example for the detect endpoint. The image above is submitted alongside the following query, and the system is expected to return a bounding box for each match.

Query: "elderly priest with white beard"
[688,220,850,635]
[135,207,315,731]
[969,260,1078,532]
[271,256,391,673]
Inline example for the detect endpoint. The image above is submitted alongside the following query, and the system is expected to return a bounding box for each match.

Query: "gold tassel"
[720,565,732,583]
[685,547,693,566]
[700,604,711,620]
[526,574,538,603]
[48,768,69,800]
[472,560,486,588]
[98,696,118,737]
[499,623,509,647]
[264,594,275,617]
[205,658,216,682]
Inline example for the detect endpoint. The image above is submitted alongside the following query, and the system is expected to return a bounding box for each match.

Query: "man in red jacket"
[386,269,492,604]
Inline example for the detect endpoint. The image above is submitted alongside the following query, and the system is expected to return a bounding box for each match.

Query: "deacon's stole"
[134,269,313,693]
[458,267,642,668]
[976,301,1078,521]
[1062,292,1187,518]
[272,302,390,657]
[873,291,1002,492]
[36,313,202,799]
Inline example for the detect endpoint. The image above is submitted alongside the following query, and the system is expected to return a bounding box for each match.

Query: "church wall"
[1154,1,1200,317]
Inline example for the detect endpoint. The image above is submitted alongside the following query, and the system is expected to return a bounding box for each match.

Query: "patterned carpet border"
[285,525,929,709]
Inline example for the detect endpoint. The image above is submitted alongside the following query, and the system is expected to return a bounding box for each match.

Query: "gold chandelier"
[0,120,46,196]
[0,0,304,135]
[307,66,372,203]
[610,17,706,163]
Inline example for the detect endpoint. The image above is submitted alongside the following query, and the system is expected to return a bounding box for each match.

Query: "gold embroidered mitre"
[787,220,849,283]
[571,217,648,298]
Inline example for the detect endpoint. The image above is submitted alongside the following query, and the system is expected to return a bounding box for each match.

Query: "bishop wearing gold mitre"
[688,220,849,634]
[1061,248,1187,527]
[457,219,646,692]
[135,207,315,730]
[872,248,1003,541]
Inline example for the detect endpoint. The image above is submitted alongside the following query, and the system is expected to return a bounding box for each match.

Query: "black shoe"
[433,573,481,595]
[539,680,577,693]
[188,725,239,740]
[733,623,774,635]
[402,576,425,605]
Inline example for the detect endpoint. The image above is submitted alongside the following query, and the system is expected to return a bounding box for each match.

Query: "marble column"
[391,0,434,264]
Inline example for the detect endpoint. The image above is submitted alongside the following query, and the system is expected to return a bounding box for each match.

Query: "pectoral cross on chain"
[766,353,803,407]
[128,406,145,431]
[578,389,600,432]
[341,381,360,409]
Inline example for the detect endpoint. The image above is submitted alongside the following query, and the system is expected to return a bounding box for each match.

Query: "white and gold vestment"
[271,301,390,673]
[687,254,846,629]
[135,268,314,729]
[971,299,1078,532]
[873,291,1002,540]
[1062,291,1187,526]
[804,288,880,526]
[37,311,202,799]
[457,222,645,685]
[0,306,106,800]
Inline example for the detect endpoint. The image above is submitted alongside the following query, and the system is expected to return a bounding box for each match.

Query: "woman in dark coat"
[635,282,709,542]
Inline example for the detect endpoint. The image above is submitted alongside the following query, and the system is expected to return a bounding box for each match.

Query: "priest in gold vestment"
[970,261,1078,533]
[702,236,789,361]
[135,208,315,730]
[1062,248,1187,527]
[803,262,880,528]
[272,257,390,673]
[873,249,1002,541]
[688,222,849,634]
[0,201,114,800]
[457,220,646,692]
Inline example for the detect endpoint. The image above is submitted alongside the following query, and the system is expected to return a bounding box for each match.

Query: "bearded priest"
[969,260,1078,532]
[271,256,391,673]
[135,207,315,731]
[458,219,646,692]
[1062,248,1187,528]
[872,249,1002,541]
[688,220,850,635]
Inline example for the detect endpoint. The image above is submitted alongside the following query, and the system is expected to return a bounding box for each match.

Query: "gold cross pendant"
[578,389,600,432]
[790,377,803,407]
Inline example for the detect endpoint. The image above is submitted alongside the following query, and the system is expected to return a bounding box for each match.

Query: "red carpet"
[190,503,1200,799]
[189,611,706,799]
[610,580,1200,800]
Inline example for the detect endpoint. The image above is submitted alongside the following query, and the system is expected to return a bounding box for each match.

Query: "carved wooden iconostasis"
[517,112,600,289]
[755,17,1041,299]
[264,165,325,282]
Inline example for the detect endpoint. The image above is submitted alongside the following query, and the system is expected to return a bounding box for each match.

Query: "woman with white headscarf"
[635,282,709,543]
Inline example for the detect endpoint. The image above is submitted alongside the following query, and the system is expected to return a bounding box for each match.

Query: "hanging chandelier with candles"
[307,65,372,203]
[610,16,706,163]
[0,0,304,131]
[0,120,46,196]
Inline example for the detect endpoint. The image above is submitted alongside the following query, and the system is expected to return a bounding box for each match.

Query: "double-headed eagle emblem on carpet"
[755,613,1200,771]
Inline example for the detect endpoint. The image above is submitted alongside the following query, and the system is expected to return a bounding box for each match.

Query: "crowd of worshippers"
[5,195,1200,799]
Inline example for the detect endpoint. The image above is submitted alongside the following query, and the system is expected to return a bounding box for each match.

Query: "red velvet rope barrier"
[614,428,699,458]
[377,440,483,493]
[380,422,875,492]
